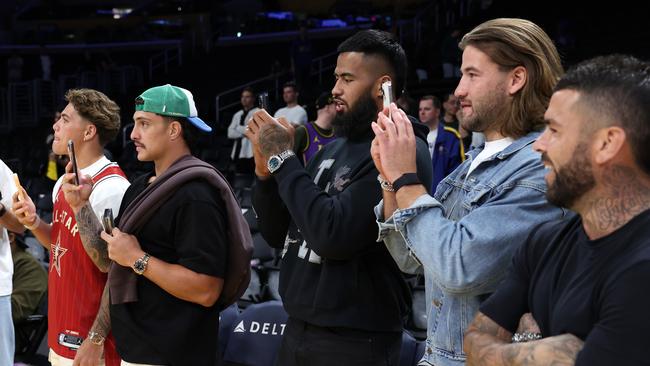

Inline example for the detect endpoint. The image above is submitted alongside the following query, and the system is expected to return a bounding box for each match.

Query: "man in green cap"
[71,84,231,365]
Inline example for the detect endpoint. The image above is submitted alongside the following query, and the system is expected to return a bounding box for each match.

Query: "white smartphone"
[382,81,393,119]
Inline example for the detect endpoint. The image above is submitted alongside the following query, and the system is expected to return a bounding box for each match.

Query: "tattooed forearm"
[466,312,513,342]
[465,313,584,366]
[258,124,293,157]
[89,283,111,337]
[76,203,111,272]
[498,334,582,366]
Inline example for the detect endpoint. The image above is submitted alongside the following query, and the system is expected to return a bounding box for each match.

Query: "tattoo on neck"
[583,165,650,236]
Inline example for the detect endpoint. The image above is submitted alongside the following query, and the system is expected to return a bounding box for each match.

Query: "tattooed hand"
[516,313,541,334]
[464,312,584,366]
[246,109,295,160]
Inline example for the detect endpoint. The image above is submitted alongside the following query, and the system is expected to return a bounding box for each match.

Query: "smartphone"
[102,208,114,234]
[67,139,80,185]
[381,81,393,119]
[258,92,269,110]
[58,333,82,350]
[12,173,25,201]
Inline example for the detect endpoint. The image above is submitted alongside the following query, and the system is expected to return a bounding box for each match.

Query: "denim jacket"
[375,132,565,366]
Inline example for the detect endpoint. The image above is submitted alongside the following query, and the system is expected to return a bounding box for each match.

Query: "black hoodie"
[253,116,432,332]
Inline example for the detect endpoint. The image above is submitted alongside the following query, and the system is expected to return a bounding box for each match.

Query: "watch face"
[133,260,145,273]
[268,156,281,172]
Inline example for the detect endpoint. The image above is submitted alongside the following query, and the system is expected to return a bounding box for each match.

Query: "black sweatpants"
[275,317,402,366]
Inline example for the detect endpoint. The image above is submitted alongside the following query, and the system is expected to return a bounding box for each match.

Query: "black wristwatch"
[392,173,421,192]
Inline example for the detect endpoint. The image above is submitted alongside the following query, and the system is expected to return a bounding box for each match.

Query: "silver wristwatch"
[132,253,150,275]
[267,150,295,174]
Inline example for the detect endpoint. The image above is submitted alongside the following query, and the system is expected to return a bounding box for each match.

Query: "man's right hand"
[72,338,103,366]
[62,162,93,213]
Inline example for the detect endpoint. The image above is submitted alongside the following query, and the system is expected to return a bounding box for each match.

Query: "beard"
[459,84,508,133]
[543,141,596,208]
[332,93,378,141]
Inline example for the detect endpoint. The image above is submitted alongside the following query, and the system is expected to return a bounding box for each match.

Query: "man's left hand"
[249,110,295,158]
[371,103,418,183]
[101,228,143,268]
[72,338,103,366]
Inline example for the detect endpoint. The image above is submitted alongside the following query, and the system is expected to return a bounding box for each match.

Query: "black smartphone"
[102,208,114,234]
[258,92,269,110]
[67,139,80,185]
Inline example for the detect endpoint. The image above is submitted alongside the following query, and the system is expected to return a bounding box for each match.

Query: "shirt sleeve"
[174,188,228,278]
[575,262,650,365]
[0,160,17,208]
[252,177,291,249]
[89,176,131,221]
[298,108,307,124]
[479,225,545,332]
[293,125,308,159]
[227,111,245,139]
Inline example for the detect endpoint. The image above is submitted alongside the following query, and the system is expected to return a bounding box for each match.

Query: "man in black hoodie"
[246,30,433,366]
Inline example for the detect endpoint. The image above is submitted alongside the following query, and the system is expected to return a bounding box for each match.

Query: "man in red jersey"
[13,89,129,366]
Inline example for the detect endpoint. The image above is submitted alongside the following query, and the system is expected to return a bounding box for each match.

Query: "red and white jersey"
[48,157,129,364]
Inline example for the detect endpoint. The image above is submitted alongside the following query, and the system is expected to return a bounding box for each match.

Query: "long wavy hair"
[459,18,564,138]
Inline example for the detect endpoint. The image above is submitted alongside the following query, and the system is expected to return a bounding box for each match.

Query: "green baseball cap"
[134,84,212,132]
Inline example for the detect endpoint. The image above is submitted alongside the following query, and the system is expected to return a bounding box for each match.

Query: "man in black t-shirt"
[463,55,650,365]
[72,84,230,365]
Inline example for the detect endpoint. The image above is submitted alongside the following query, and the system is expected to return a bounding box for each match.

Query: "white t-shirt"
[427,128,439,157]
[52,156,130,221]
[466,137,514,177]
[0,159,18,296]
[274,105,308,125]
[227,107,259,159]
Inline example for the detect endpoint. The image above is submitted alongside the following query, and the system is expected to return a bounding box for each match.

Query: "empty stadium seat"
[218,303,241,363]
[223,300,288,366]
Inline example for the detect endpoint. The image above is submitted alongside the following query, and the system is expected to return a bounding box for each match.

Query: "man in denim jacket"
[370,18,566,366]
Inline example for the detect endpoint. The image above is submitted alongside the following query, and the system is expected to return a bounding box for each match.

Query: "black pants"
[275,317,402,366]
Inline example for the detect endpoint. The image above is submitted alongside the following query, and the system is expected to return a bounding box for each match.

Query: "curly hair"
[64,89,121,146]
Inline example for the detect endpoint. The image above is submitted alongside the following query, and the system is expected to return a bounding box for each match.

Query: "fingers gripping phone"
[102,208,114,234]
[67,140,80,185]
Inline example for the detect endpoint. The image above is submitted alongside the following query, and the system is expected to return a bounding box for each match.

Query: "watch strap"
[278,150,295,160]
[392,173,421,192]
[268,150,295,173]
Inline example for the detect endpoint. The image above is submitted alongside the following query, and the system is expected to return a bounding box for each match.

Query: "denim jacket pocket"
[462,184,492,211]
[434,179,457,202]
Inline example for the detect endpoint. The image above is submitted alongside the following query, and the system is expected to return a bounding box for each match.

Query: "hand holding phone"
[102,208,114,235]
[67,140,80,185]
[12,173,25,202]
